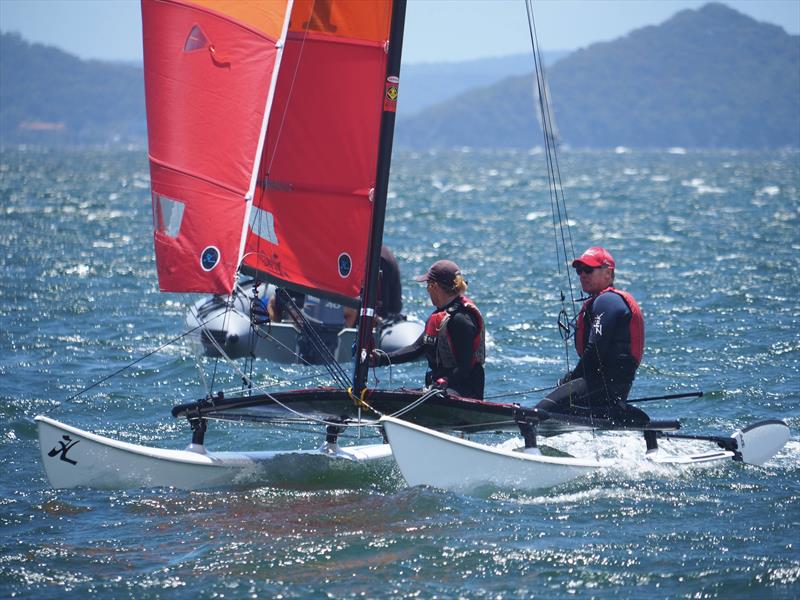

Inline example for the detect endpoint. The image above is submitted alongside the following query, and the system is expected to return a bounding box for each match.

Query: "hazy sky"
[1,0,798,64]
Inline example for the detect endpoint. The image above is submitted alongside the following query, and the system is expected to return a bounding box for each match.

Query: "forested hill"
[396,3,800,149]
[2,3,798,149]
[0,32,146,145]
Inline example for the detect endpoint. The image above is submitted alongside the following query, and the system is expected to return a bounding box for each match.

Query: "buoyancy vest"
[575,287,644,364]
[423,296,486,370]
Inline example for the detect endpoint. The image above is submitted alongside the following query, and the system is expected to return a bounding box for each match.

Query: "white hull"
[381,416,610,492]
[36,415,391,490]
[381,416,789,494]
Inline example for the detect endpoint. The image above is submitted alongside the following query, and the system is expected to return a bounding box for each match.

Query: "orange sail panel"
[142,0,290,293]
[243,0,393,304]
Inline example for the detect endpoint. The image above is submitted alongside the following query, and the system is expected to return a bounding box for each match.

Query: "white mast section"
[235,0,295,273]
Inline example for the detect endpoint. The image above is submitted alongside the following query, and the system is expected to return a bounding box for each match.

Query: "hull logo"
[48,435,79,465]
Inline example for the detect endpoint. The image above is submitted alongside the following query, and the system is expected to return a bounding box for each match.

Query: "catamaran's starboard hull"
[36,415,391,490]
[381,416,609,492]
[382,416,790,494]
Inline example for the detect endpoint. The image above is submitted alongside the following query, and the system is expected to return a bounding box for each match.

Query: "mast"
[352,0,407,396]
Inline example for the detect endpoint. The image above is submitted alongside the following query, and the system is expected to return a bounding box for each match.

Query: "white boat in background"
[185,280,423,363]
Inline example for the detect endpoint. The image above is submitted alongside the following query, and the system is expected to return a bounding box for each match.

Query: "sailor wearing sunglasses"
[536,247,648,424]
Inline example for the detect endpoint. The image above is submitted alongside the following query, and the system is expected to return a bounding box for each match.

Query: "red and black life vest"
[423,295,485,369]
[575,287,644,364]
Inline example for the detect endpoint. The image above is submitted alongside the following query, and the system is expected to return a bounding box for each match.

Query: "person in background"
[536,246,648,423]
[343,245,404,327]
[371,259,485,399]
[266,287,305,323]
[377,245,403,320]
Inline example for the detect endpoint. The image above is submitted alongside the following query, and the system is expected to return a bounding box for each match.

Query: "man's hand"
[557,371,573,387]
[369,349,381,367]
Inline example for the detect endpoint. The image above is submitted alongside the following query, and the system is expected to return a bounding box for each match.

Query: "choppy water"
[1,146,798,598]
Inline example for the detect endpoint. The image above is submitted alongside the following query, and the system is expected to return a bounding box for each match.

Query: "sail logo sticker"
[201,246,220,271]
[48,435,79,465]
[384,76,399,112]
[338,253,352,278]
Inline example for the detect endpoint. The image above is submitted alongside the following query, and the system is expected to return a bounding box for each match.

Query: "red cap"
[414,260,461,287]
[572,246,615,269]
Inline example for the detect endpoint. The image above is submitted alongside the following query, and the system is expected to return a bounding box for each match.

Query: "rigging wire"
[46,314,228,414]
[525,1,603,448]
[524,0,582,384]
[278,291,352,389]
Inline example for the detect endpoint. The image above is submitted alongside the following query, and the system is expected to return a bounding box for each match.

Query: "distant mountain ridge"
[396,3,800,149]
[1,3,798,149]
[399,51,568,116]
[0,32,146,145]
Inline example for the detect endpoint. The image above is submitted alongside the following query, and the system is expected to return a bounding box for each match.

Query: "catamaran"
[36,0,789,491]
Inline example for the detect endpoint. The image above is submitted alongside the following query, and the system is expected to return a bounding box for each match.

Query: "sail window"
[152,193,184,238]
[249,206,279,245]
[184,25,208,52]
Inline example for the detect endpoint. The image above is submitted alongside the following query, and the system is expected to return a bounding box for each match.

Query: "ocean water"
[1,146,798,598]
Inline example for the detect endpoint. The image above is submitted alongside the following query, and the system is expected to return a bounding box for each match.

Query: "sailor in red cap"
[536,247,648,423]
[371,259,485,399]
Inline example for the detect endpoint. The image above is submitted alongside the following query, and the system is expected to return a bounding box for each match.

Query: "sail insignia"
[200,247,221,271]
[338,253,352,278]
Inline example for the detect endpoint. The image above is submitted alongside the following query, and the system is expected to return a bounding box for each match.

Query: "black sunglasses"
[575,265,602,275]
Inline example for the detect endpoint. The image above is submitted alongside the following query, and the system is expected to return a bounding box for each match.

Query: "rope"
[347,386,375,411]
[45,312,227,413]
[278,291,352,389]
[524,0,579,327]
[483,385,556,400]
[524,1,605,450]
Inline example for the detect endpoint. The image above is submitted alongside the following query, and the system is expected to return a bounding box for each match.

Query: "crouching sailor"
[371,260,485,399]
[537,246,648,424]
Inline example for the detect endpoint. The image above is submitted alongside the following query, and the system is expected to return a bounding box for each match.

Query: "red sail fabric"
[243,1,393,304]
[142,0,287,293]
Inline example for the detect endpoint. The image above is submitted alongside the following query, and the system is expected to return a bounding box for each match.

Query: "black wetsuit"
[377,296,485,399]
[537,290,647,424]
[378,245,403,319]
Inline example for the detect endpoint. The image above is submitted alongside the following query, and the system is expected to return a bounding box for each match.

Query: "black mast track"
[352,0,408,396]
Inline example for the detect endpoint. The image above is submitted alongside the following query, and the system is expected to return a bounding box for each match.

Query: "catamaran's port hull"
[36,415,391,490]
